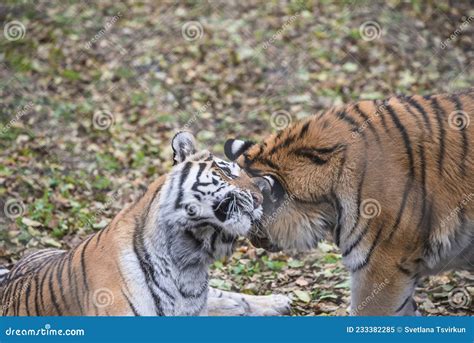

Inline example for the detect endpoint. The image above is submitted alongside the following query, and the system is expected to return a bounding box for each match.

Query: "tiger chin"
[225,89,474,316]
[0,132,268,316]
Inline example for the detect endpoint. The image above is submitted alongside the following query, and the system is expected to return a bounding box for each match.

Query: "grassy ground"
[1,0,473,315]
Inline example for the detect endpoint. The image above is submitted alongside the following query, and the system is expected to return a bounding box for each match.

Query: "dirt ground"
[0,1,473,315]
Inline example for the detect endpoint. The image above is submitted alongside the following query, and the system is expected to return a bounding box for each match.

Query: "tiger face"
[168,132,263,247]
[224,118,350,252]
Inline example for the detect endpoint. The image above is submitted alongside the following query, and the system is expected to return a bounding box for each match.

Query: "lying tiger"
[225,89,474,315]
[0,132,290,316]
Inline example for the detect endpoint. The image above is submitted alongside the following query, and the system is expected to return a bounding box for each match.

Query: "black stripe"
[387,180,413,241]
[48,259,63,315]
[405,96,433,135]
[342,222,370,257]
[417,140,427,233]
[450,94,468,176]
[24,274,32,316]
[67,249,84,315]
[132,216,164,315]
[396,295,411,313]
[1,276,16,314]
[384,102,415,178]
[293,144,345,166]
[55,254,69,314]
[353,103,381,144]
[397,263,411,276]
[299,121,310,139]
[121,289,140,316]
[33,271,41,315]
[6,278,21,315]
[279,134,297,152]
[256,157,280,170]
[13,278,25,315]
[253,143,264,160]
[196,163,206,181]
[333,194,343,247]
[210,230,219,252]
[95,226,107,247]
[80,236,94,298]
[335,148,347,183]
[412,298,418,311]
[312,144,344,154]
[275,130,285,141]
[430,97,447,175]
[336,110,359,130]
[351,222,384,272]
[294,149,328,165]
[175,162,192,209]
[243,153,253,167]
[346,147,368,239]
[374,100,389,133]
[38,259,56,313]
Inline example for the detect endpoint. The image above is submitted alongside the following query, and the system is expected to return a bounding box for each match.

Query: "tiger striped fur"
[225,89,474,316]
[1,132,270,316]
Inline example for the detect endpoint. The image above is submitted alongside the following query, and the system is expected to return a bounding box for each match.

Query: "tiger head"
[167,132,263,245]
[224,117,350,252]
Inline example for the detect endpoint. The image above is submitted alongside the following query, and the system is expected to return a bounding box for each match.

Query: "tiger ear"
[172,131,197,165]
[224,139,254,161]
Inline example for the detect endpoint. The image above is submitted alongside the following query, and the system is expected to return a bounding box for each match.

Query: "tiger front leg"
[349,260,420,316]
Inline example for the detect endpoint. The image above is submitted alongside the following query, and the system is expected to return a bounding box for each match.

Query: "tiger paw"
[239,293,292,316]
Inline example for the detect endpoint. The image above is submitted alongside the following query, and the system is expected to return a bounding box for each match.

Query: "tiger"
[0,131,291,316]
[225,89,474,316]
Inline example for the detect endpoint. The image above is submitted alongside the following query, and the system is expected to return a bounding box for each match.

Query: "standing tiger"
[225,89,474,315]
[0,132,290,316]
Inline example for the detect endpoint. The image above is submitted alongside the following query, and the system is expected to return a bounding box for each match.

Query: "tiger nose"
[251,191,263,209]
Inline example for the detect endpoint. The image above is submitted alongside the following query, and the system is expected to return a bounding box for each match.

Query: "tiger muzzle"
[247,177,283,252]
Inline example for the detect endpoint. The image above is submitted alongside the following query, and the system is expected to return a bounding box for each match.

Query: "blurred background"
[0,0,472,315]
